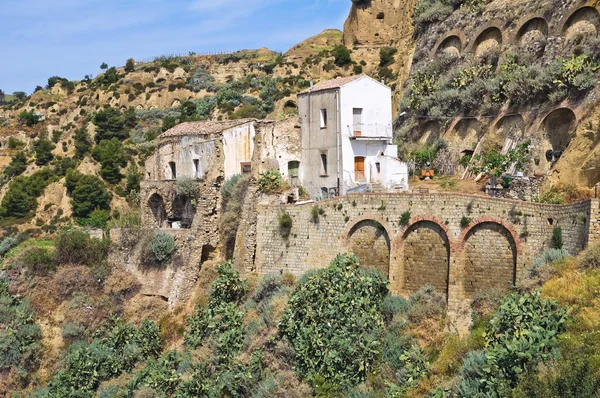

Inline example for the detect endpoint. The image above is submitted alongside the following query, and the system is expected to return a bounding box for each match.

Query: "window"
[241,162,252,174]
[168,161,176,180]
[353,108,363,136]
[193,159,200,178]
[320,153,328,176]
[320,109,328,128]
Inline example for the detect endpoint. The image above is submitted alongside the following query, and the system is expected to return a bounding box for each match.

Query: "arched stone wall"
[419,121,442,145]
[462,221,517,297]
[516,17,549,56]
[446,118,484,152]
[148,193,166,227]
[346,219,391,276]
[494,114,525,139]
[436,35,463,57]
[473,27,503,56]
[401,220,451,300]
[562,6,600,39]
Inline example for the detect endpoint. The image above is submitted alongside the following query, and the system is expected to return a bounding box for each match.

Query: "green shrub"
[208,261,247,309]
[0,276,42,381]
[532,248,569,269]
[21,246,56,276]
[310,205,325,224]
[92,138,127,184]
[67,171,112,219]
[144,231,177,263]
[331,45,352,66]
[459,291,568,396]
[279,254,388,387]
[93,106,136,142]
[460,216,472,229]
[399,211,411,226]
[580,242,600,269]
[77,209,110,229]
[61,323,86,344]
[4,151,28,178]
[551,226,563,249]
[74,126,92,159]
[252,274,285,304]
[55,229,109,266]
[18,110,40,126]
[34,137,55,166]
[382,295,410,323]
[0,236,18,257]
[379,47,398,67]
[175,175,198,198]
[124,58,135,72]
[257,170,282,193]
[414,0,453,30]
[278,212,293,238]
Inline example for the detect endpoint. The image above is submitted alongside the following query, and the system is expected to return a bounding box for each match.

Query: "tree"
[162,115,177,132]
[74,126,92,158]
[46,76,67,90]
[34,85,43,93]
[92,138,127,183]
[331,45,352,67]
[100,62,108,70]
[126,163,142,193]
[470,141,530,193]
[18,110,40,126]
[13,91,27,100]
[125,58,135,73]
[34,137,55,166]
[4,151,28,178]
[0,89,4,104]
[93,106,131,142]
[69,174,112,218]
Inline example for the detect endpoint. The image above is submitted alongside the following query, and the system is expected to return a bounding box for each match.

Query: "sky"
[0,0,349,94]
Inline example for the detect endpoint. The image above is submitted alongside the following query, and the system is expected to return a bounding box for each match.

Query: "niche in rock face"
[170,194,196,229]
[517,17,548,56]
[474,27,502,57]
[418,121,442,146]
[542,108,576,152]
[437,35,462,57]
[563,7,600,41]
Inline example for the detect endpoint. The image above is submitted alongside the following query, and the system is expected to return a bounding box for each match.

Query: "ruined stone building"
[298,75,409,198]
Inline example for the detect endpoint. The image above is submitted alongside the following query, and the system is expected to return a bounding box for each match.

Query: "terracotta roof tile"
[299,74,365,94]
[160,119,255,138]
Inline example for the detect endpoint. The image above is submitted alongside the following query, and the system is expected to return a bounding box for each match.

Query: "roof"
[299,74,386,95]
[160,119,255,138]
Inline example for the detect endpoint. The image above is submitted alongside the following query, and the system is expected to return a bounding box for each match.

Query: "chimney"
[381,78,385,85]
[310,78,314,89]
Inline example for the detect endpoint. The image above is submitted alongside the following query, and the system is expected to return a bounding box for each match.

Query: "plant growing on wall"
[460,216,472,229]
[470,141,530,192]
[551,226,563,249]
[278,211,293,239]
[400,211,411,226]
[143,231,177,263]
[311,205,325,224]
[257,170,282,194]
[176,175,198,199]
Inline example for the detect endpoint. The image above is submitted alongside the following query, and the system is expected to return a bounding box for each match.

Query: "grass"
[1,238,55,268]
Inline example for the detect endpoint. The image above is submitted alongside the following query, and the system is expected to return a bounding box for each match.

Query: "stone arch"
[542,108,577,152]
[171,99,181,108]
[447,118,484,152]
[493,114,525,140]
[170,194,196,229]
[418,120,442,145]
[148,193,166,227]
[473,27,503,56]
[562,6,600,40]
[401,219,451,300]
[516,17,548,55]
[436,35,463,57]
[460,220,518,297]
[346,218,392,277]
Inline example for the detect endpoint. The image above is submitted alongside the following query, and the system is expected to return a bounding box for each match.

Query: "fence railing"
[350,123,392,138]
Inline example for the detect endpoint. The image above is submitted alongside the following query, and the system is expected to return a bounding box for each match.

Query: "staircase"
[368,182,386,193]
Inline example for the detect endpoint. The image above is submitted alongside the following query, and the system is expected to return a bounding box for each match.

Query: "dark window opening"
[320,153,328,176]
[168,161,177,180]
[241,162,252,174]
[320,109,328,128]
[193,159,200,178]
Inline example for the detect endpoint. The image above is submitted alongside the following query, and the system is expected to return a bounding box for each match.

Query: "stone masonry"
[254,193,599,315]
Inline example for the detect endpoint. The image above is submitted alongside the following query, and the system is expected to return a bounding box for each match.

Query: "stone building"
[297,75,409,198]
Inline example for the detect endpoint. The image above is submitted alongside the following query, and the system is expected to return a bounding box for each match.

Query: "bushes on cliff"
[458,291,568,396]
[55,229,109,266]
[4,151,28,178]
[92,138,128,184]
[0,276,42,388]
[0,168,59,219]
[74,126,92,159]
[93,106,136,142]
[279,254,388,388]
[141,230,177,265]
[65,170,112,219]
[34,136,55,166]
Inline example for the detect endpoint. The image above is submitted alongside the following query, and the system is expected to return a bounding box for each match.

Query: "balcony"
[349,123,392,140]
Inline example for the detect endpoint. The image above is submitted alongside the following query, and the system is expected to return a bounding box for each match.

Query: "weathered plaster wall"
[254,193,598,313]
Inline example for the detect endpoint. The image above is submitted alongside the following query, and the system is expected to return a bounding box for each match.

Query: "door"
[288,161,300,186]
[355,156,365,182]
[353,108,363,136]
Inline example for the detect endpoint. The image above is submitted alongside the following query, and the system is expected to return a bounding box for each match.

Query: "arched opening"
[169,194,196,229]
[543,108,576,153]
[517,18,548,56]
[171,99,181,108]
[148,193,166,227]
[463,222,517,297]
[437,35,462,57]
[494,114,525,139]
[474,27,502,57]
[347,220,391,277]
[450,118,483,151]
[402,221,450,300]
[284,100,297,115]
[418,121,442,145]
[563,6,600,40]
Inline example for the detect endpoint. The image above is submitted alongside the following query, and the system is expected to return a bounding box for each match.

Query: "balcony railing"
[350,123,392,138]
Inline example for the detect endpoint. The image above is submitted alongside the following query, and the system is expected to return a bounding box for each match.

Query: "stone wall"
[254,193,598,313]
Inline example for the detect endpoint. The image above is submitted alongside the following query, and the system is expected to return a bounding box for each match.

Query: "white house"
[297,74,408,198]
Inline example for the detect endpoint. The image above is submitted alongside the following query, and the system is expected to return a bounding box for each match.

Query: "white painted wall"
[222,123,256,179]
